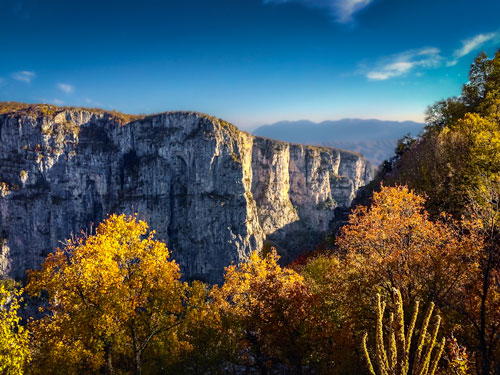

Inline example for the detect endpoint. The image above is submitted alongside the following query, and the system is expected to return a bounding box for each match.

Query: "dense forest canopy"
[388,50,500,218]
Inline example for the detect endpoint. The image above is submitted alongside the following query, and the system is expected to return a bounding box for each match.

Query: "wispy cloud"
[336,0,372,22]
[264,0,373,23]
[12,71,35,83]
[454,32,498,59]
[365,48,442,81]
[57,83,74,94]
[447,32,499,66]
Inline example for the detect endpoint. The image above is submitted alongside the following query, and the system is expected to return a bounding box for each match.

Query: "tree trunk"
[103,344,115,375]
[134,350,142,375]
[130,324,142,375]
[480,248,492,375]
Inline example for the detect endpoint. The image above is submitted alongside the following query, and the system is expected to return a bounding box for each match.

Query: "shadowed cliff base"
[0,102,372,282]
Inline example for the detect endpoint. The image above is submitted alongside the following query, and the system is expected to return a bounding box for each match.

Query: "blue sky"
[1,0,500,129]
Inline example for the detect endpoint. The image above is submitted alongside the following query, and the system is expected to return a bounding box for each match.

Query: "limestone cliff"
[0,105,372,282]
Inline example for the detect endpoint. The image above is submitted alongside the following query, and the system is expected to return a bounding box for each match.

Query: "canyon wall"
[0,108,371,282]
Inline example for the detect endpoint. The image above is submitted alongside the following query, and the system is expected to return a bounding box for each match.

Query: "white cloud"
[365,47,442,81]
[12,71,35,83]
[447,32,499,67]
[367,61,413,80]
[336,0,372,22]
[454,32,497,59]
[264,0,373,23]
[57,83,74,94]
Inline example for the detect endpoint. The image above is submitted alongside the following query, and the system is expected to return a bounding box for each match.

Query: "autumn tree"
[298,253,367,374]
[425,50,500,131]
[440,337,471,375]
[392,112,500,217]
[444,178,500,375]
[212,250,331,375]
[27,214,187,375]
[0,284,30,375]
[390,51,500,218]
[336,185,480,306]
[299,186,481,374]
[159,281,232,375]
[381,51,500,373]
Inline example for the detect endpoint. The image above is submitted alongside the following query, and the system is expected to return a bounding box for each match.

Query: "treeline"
[1,184,495,375]
[1,52,500,375]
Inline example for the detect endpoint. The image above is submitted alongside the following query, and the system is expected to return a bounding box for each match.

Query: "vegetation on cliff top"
[0,102,245,131]
[0,103,365,161]
[0,102,145,125]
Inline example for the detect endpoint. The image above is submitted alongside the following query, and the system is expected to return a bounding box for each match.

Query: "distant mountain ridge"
[253,119,425,166]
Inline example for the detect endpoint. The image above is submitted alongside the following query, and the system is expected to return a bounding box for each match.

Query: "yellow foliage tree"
[0,284,30,375]
[164,280,231,374]
[457,179,500,375]
[27,214,186,375]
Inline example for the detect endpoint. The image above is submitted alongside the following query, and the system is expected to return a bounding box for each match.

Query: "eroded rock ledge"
[0,107,372,282]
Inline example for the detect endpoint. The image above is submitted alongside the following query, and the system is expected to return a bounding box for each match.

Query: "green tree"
[425,50,500,131]
[393,51,500,218]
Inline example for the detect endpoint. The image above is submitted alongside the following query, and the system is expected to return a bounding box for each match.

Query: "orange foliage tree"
[300,186,482,374]
[338,183,500,374]
[336,185,481,307]
[212,250,331,375]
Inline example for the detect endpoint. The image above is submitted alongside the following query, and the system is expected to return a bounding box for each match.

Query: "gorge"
[0,104,372,282]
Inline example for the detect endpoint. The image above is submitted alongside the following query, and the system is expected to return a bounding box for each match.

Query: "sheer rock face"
[0,110,372,282]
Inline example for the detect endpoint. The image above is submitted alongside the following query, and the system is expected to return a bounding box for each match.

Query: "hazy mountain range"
[253,119,426,166]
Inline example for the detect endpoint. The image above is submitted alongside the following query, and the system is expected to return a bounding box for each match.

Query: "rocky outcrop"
[0,107,372,282]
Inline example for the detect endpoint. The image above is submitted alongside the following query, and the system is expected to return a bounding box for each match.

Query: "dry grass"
[0,102,245,132]
[0,102,145,125]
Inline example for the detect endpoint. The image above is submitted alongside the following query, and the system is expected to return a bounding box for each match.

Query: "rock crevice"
[0,109,372,282]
